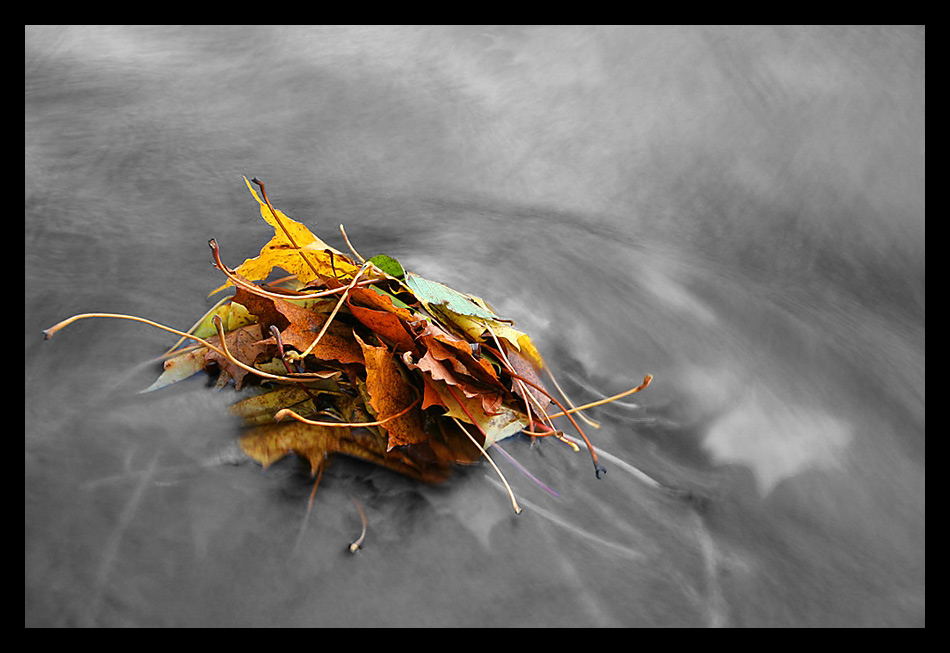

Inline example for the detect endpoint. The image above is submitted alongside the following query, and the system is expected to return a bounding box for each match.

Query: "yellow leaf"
[210,178,360,294]
[192,301,255,339]
[516,333,544,371]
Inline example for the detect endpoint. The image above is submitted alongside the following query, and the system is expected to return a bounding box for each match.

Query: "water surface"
[26,26,924,627]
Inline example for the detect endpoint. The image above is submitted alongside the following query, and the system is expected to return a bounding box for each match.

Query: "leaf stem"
[274,395,420,428]
[492,442,560,497]
[291,263,370,360]
[44,312,228,354]
[339,224,366,264]
[451,417,522,515]
[348,494,368,553]
[251,177,325,280]
[161,294,232,357]
[209,238,376,301]
[544,375,653,419]
[535,350,601,429]
[505,371,607,479]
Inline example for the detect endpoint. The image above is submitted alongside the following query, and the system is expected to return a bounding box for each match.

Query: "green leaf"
[368,254,405,279]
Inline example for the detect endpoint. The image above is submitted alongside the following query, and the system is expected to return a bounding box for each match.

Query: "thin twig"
[505,371,607,479]
[161,294,232,357]
[543,364,602,429]
[492,442,560,497]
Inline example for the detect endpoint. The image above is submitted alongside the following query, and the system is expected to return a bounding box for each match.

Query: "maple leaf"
[210,177,361,295]
[232,286,364,365]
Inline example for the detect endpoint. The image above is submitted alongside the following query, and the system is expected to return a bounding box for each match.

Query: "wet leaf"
[347,300,417,354]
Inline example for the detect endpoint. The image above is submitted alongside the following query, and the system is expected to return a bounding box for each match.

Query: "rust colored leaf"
[348,286,416,321]
[204,323,273,389]
[403,348,501,417]
[412,320,501,387]
[421,376,447,410]
[233,286,364,365]
[347,300,417,355]
[355,333,428,450]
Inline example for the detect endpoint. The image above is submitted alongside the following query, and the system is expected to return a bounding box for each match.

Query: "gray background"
[26,26,924,627]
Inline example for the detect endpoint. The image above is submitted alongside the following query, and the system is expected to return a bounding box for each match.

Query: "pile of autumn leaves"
[43,178,655,509]
[145,178,587,489]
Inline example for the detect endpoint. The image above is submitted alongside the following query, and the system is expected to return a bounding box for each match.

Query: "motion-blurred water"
[25,26,924,627]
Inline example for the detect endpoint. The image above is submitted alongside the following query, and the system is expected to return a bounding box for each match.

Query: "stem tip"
[595,465,607,479]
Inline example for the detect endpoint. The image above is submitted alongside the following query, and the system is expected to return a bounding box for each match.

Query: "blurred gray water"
[25,26,924,627]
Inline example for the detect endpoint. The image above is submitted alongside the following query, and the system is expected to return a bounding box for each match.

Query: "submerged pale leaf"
[404,272,497,320]
[142,348,207,393]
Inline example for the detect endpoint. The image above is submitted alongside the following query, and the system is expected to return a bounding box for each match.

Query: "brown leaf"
[412,320,501,388]
[233,286,364,365]
[239,421,451,483]
[355,333,428,450]
[204,323,273,389]
[501,339,551,411]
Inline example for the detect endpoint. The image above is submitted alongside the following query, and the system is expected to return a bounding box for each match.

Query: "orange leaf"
[347,300,418,355]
